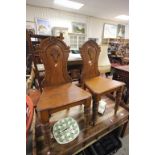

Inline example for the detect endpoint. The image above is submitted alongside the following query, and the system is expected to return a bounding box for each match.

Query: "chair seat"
[85,76,125,95]
[37,83,91,111]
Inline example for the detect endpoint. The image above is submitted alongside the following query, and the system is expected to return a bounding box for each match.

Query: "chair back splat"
[40,37,72,87]
[80,40,101,83]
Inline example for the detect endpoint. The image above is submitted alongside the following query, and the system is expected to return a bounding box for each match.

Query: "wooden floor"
[33,95,129,155]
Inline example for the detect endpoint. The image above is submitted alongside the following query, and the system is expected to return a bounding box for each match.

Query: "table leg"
[120,121,129,137]
[39,111,52,154]
[115,86,124,115]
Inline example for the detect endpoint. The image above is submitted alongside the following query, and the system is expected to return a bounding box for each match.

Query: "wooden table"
[33,96,129,155]
[108,54,124,64]
[112,65,129,104]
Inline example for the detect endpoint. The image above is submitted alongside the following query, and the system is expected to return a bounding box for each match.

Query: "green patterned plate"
[52,117,80,144]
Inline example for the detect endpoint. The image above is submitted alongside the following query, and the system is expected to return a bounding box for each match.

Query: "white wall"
[26,5,129,73]
[26,5,129,44]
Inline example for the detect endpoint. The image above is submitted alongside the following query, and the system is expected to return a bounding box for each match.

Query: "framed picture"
[52,27,69,43]
[35,18,51,35]
[88,38,99,43]
[117,24,125,38]
[52,27,68,37]
[72,22,86,34]
[103,23,117,38]
[26,21,36,34]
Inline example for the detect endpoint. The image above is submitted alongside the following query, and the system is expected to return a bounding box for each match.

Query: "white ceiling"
[26,0,129,24]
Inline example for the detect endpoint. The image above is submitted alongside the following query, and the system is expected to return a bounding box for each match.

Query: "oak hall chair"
[80,40,125,125]
[37,37,91,128]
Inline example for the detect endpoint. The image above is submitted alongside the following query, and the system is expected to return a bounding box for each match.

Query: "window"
[69,34,86,50]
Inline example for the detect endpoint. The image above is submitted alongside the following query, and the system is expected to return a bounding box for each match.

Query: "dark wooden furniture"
[26,30,34,75]
[33,96,129,155]
[26,31,65,91]
[80,40,125,125]
[68,55,82,82]
[112,65,129,104]
[26,30,44,91]
[26,31,83,89]
[37,37,91,128]
[30,33,64,48]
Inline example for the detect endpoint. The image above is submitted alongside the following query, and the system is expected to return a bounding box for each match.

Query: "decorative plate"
[52,117,80,144]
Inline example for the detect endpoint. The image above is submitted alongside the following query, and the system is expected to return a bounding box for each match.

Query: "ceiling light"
[115,15,129,20]
[54,0,84,10]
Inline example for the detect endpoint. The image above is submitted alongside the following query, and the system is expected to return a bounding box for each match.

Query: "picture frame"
[26,21,36,34]
[35,18,51,35]
[103,23,117,39]
[52,27,69,43]
[88,38,99,43]
[72,22,86,34]
[52,27,68,37]
[117,24,125,38]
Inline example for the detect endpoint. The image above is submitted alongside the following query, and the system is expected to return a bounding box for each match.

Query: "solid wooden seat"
[80,40,125,125]
[37,83,91,111]
[85,76,124,95]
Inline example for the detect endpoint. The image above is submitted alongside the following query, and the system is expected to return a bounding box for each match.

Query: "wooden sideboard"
[112,65,129,105]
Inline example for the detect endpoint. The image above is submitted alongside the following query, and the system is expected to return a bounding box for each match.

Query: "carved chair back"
[40,37,72,87]
[80,40,101,82]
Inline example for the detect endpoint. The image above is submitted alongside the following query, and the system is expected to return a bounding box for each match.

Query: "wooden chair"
[37,37,91,128]
[26,95,34,143]
[80,40,125,125]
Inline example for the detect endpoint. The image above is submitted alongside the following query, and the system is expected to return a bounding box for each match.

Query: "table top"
[85,76,125,95]
[112,65,129,72]
[34,96,129,155]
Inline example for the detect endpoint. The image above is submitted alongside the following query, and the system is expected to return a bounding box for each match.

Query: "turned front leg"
[115,86,124,114]
[92,95,100,126]
[84,97,91,128]
[39,111,52,153]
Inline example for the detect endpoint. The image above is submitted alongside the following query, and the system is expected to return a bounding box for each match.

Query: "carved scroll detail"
[50,50,60,67]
